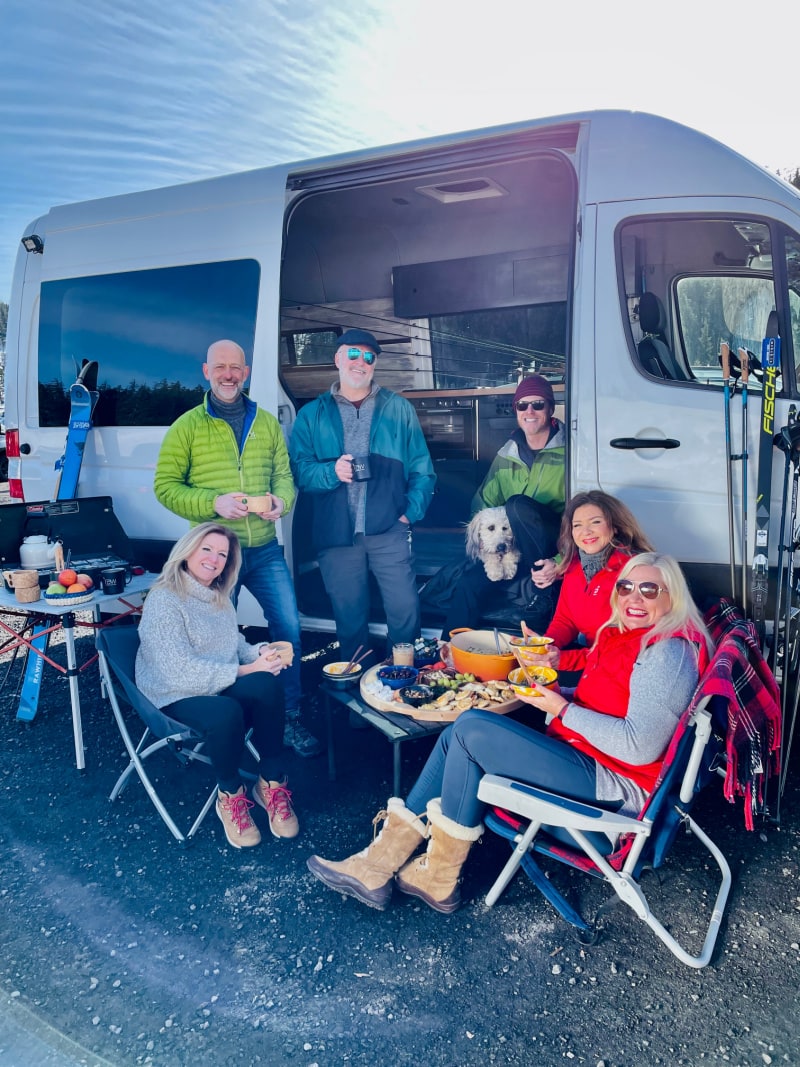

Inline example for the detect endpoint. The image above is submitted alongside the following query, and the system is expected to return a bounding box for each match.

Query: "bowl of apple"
[43,569,96,606]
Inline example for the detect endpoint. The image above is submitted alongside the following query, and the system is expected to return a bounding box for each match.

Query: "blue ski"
[17,360,99,722]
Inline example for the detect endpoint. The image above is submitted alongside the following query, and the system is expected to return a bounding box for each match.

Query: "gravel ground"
[1,617,800,1067]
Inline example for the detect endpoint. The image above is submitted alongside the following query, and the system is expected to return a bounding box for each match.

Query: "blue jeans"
[317,522,420,662]
[236,540,302,713]
[405,709,598,827]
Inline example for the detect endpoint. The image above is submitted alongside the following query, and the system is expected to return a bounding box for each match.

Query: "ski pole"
[720,342,736,601]
[739,348,749,613]
[777,447,800,815]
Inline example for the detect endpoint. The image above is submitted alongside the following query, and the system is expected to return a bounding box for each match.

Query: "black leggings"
[164,672,285,793]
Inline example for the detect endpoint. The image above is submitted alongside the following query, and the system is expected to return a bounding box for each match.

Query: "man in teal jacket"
[289,330,435,663]
[154,339,322,758]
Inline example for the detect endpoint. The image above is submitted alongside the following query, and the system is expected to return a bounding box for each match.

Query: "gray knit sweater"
[135,576,260,709]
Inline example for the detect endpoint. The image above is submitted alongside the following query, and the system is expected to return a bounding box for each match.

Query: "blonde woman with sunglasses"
[308,553,712,915]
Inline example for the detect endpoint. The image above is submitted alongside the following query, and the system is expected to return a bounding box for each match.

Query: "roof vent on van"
[414,177,507,204]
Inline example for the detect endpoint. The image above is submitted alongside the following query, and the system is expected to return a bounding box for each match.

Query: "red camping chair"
[477,602,780,968]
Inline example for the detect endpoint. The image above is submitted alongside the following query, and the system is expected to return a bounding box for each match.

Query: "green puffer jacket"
[472,421,566,516]
[154,393,296,548]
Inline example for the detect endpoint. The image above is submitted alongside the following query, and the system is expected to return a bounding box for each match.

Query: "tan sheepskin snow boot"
[306,798,428,910]
[394,798,482,914]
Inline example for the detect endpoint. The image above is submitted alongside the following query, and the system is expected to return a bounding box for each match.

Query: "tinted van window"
[38,260,260,426]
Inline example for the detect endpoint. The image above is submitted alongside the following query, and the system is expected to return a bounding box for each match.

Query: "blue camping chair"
[97,625,258,845]
[477,609,780,968]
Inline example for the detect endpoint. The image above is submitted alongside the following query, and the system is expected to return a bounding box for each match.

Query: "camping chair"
[477,606,781,968]
[97,626,258,845]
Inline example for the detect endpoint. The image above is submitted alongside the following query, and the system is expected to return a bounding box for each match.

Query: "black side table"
[320,681,446,795]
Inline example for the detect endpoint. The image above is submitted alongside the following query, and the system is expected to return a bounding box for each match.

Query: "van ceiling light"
[21,234,44,254]
[414,177,507,204]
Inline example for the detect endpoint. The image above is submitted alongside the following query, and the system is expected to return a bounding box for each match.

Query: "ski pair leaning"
[17,360,99,723]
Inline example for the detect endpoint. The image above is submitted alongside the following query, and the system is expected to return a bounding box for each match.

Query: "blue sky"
[2,0,799,307]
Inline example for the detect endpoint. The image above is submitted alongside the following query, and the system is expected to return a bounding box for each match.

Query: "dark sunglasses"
[615,579,667,600]
[346,347,376,365]
[516,399,547,411]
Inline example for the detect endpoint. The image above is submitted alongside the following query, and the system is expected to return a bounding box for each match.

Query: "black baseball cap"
[335,329,381,356]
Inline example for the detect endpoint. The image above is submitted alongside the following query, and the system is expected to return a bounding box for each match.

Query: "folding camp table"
[0,496,155,772]
[0,572,156,771]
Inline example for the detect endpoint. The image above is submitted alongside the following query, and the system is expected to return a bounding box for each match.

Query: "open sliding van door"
[589,199,800,603]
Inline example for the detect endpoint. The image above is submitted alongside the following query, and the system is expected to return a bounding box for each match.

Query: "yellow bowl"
[322,661,363,689]
[507,665,558,697]
[507,633,554,656]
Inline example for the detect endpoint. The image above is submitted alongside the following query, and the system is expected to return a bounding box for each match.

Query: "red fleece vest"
[547,623,709,792]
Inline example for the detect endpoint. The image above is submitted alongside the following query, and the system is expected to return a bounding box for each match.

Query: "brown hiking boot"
[307,799,428,910]
[216,786,261,849]
[395,798,482,914]
[253,777,300,839]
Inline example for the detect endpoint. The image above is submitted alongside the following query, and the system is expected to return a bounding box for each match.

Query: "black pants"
[164,672,285,793]
[441,495,561,634]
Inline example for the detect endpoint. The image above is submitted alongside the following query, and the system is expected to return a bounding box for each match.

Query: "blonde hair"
[154,522,242,607]
[600,552,713,656]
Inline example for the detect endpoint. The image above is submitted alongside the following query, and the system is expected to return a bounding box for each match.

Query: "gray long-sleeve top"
[135,577,260,709]
[560,637,701,814]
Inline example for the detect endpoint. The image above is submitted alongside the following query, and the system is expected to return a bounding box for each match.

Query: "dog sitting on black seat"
[464,506,521,582]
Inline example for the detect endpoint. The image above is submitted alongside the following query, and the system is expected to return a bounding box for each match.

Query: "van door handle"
[610,437,680,450]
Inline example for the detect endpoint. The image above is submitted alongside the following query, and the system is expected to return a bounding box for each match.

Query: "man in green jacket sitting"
[153,339,322,758]
[441,374,565,634]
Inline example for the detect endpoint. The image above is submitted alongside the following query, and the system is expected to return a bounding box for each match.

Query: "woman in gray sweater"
[136,522,299,849]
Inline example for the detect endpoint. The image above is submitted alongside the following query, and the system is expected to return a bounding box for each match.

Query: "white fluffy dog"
[465,506,521,581]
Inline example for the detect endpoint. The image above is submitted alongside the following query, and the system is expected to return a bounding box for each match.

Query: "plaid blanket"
[703,599,781,829]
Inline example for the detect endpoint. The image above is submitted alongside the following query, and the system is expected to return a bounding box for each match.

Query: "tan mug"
[269,640,294,667]
[5,570,41,603]
[240,494,271,514]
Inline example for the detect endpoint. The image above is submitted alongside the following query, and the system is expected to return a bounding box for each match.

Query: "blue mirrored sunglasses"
[346,347,376,365]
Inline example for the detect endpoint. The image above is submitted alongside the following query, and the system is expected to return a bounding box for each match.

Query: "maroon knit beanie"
[513,375,554,407]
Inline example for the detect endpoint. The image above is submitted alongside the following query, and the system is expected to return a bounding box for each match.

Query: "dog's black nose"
[497,543,508,555]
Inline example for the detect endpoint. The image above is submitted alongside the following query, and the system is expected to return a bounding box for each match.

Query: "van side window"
[619,217,791,391]
[38,260,260,427]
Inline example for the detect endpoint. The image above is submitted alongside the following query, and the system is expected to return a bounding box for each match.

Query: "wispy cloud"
[1,0,798,305]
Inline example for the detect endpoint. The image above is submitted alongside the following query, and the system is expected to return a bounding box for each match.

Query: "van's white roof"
[33,110,798,234]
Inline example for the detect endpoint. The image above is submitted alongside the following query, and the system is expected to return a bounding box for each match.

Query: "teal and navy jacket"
[289,386,435,550]
[472,421,566,517]
[154,392,296,548]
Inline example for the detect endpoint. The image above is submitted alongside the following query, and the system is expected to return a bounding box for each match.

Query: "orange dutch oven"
[447,628,517,682]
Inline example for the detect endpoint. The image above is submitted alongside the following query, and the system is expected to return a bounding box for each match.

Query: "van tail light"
[5,429,25,500]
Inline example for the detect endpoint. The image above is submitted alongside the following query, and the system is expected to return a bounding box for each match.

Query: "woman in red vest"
[307,553,713,914]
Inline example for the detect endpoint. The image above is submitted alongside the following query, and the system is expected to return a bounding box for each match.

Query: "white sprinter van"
[5,109,800,631]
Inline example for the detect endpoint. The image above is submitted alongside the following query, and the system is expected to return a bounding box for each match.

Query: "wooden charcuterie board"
[359,666,522,723]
